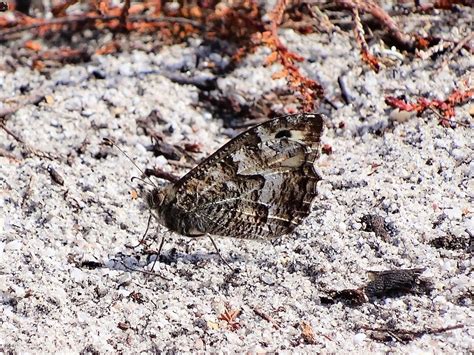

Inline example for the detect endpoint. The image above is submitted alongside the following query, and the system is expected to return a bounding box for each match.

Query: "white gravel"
[0,2,473,353]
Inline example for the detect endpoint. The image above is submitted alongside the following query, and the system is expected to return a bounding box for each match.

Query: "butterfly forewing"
[160,113,325,239]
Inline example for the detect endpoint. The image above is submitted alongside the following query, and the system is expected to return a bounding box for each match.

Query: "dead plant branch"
[0,122,56,159]
[263,0,324,111]
[360,323,465,343]
[0,89,46,122]
[0,14,202,40]
[352,8,380,72]
[386,87,474,127]
[333,0,417,51]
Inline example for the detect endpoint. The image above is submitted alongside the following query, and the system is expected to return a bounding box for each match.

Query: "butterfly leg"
[208,235,233,271]
[128,214,152,249]
[150,236,166,272]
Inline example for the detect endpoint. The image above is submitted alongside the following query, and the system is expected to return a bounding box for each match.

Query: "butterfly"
[145,113,325,242]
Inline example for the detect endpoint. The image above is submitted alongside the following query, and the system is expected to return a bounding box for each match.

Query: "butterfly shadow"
[98,235,248,280]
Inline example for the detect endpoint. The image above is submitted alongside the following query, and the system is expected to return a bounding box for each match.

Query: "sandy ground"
[1,2,473,353]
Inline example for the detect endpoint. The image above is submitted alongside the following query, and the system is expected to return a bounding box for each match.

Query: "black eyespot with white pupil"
[275,130,292,139]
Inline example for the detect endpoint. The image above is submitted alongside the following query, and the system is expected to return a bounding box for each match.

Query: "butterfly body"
[146,113,325,240]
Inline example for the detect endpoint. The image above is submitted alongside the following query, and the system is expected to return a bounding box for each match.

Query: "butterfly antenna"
[131,176,154,187]
[103,138,157,188]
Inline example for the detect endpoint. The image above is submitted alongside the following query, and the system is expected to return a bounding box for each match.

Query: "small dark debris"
[93,149,108,160]
[76,139,90,155]
[19,84,31,94]
[360,214,392,241]
[149,139,185,161]
[430,235,472,252]
[146,109,168,125]
[91,70,106,80]
[322,268,431,306]
[432,212,448,228]
[331,180,368,190]
[364,268,432,297]
[150,247,178,265]
[321,288,368,306]
[117,322,130,331]
[47,165,64,186]
[221,267,244,289]
[338,74,354,104]
[322,144,332,155]
[80,260,104,269]
[184,142,201,153]
[15,0,30,14]
[80,344,100,355]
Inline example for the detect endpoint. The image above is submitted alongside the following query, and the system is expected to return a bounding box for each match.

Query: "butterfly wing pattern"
[148,113,325,240]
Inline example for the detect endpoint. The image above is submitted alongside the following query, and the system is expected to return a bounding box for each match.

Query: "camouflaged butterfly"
[146,113,325,240]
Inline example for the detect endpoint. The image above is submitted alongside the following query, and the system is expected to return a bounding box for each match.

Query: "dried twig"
[0,122,56,159]
[0,89,47,122]
[352,8,379,72]
[440,32,474,68]
[360,324,465,342]
[252,307,280,329]
[0,14,203,40]
[263,0,324,111]
[333,0,416,51]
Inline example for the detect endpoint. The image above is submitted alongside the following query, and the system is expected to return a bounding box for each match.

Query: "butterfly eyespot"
[275,130,292,139]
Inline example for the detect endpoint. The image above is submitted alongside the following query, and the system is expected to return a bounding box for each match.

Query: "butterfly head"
[144,184,178,231]
[145,187,166,211]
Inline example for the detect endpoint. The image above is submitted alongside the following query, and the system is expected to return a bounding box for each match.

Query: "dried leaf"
[301,321,317,344]
[24,40,42,51]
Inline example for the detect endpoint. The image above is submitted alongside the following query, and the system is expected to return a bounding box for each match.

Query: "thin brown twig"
[252,307,280,329]
[333,0,416,51]
[441,32,474,68]
[352,8,380,72]
[426,106,469,128]
[0,122,25,144]
[0,14,203,39]
[0,90,46,122]
[360,324,465,338]
[0,122,57,159]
